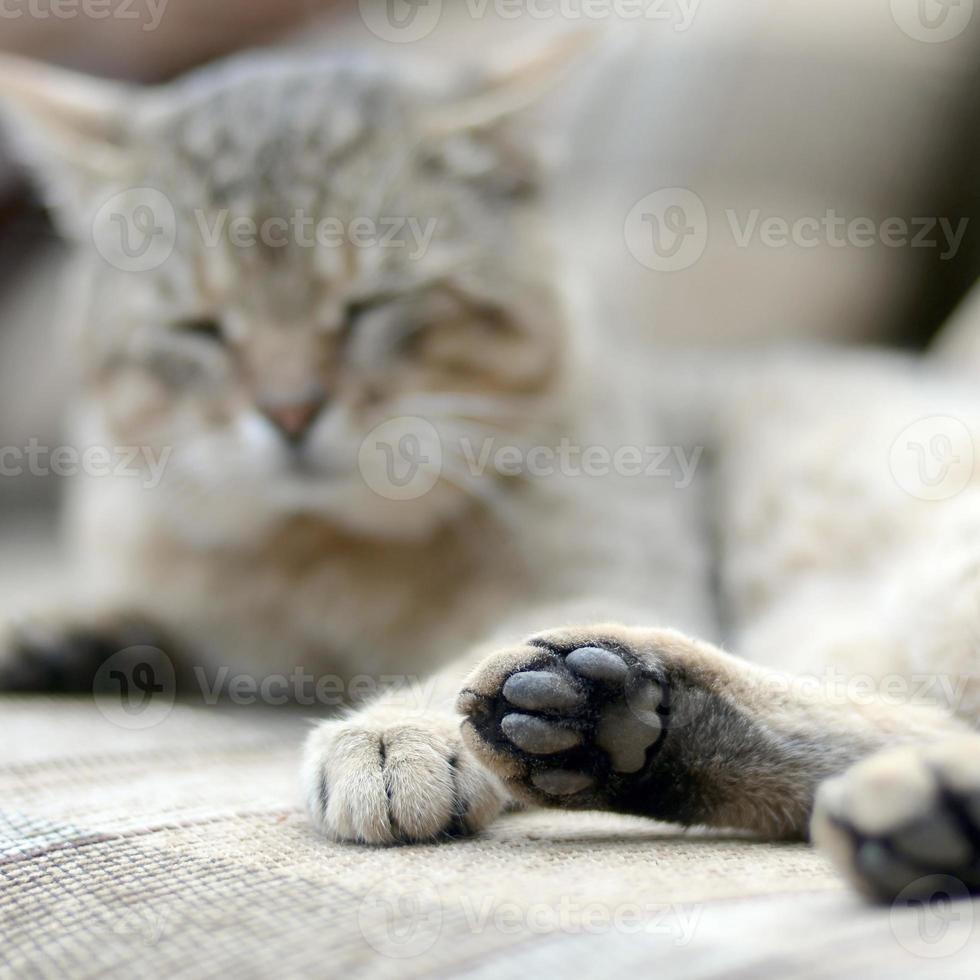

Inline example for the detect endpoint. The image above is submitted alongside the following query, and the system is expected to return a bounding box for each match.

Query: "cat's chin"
[269,476,473,544]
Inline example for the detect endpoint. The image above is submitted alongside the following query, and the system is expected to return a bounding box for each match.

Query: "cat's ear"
[420,30,599,196]
[0,54,138,233]
[427,29,597,135]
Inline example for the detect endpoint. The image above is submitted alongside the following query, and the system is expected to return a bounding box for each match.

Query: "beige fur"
[2,45,980,900]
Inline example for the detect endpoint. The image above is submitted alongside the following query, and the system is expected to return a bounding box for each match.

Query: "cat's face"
[2,51,570,540]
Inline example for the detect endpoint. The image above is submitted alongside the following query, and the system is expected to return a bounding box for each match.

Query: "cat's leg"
[0,608,176,692]
[801,560,980,900]
[457,624,966,838]
[813,735,980,900]
[303,461,717,846]
[301,591,711,846]
[705,358,980,892]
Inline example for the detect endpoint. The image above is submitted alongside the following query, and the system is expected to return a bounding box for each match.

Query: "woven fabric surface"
[1,696,978,978]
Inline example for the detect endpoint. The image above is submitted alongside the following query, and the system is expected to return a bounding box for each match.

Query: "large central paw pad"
[457,638,668,807]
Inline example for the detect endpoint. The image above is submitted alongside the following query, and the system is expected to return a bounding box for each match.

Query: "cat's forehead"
[163,55,412,131]
[145,58,416,194]
[119,55,508,322]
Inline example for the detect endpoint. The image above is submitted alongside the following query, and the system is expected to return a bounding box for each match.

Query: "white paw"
[302,708,507,845]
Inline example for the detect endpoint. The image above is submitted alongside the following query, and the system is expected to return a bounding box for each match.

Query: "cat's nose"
[259,396,326,444]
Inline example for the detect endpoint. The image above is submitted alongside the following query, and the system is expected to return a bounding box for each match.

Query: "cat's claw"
[303,709,507,845]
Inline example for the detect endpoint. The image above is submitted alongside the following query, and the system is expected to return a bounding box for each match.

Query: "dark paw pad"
[461,641,668,811]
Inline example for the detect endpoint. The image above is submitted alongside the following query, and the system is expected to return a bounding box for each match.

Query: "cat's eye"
[179,317,224,343]
[337,297,390,345]
[342,298,383,331]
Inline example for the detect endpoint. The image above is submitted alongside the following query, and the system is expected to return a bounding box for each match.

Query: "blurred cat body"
[0,43,709,689]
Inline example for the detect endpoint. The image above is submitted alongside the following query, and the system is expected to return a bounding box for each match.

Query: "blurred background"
[2,0,980,600]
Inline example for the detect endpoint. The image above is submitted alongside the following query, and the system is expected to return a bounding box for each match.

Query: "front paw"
[303,709,507,845]
[456,625,670,814]
[813,736,980,901]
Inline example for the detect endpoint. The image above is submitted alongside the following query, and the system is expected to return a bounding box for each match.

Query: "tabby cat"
[1,39,978,902]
